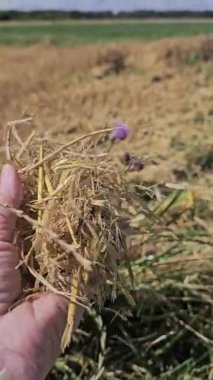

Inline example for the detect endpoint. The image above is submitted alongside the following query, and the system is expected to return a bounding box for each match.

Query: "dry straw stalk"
[4,121,133,350]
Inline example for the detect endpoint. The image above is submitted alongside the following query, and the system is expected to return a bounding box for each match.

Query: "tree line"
[0,10,213,21]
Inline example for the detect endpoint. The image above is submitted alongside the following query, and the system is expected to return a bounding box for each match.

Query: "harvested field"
[0,33,213,379]
[0,36,212,191]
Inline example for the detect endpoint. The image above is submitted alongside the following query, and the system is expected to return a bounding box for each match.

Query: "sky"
[0,0,213,12]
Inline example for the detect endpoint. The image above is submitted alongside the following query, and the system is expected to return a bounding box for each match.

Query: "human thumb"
[0,164,23,242]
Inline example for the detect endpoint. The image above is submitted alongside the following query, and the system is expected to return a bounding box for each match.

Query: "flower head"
[123,152,144,172]
[111,122,129,142]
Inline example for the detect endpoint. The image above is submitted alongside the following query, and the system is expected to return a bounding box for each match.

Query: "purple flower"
[111,122,129,142]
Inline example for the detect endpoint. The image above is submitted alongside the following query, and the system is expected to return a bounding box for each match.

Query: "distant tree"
[0,10,212,22]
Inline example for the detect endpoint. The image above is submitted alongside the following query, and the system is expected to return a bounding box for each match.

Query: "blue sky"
[0,0,213,12]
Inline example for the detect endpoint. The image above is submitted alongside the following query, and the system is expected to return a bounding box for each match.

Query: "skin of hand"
[0,164,82,380]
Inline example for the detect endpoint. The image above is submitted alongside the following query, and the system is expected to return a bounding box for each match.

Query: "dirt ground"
[0,36,212,198]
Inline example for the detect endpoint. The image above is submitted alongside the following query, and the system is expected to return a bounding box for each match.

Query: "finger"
[0,164,23,315]
[31,294,83,379]
[0,242,22,315]
[0,294,83,380]
[0,164,23,242]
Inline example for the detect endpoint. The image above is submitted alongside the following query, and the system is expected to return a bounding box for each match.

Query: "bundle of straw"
[5,122,133,350]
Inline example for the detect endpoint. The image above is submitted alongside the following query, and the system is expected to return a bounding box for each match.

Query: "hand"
[0,164,80,380]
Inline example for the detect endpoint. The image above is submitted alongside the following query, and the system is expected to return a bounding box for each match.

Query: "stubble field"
[0,22,213,379]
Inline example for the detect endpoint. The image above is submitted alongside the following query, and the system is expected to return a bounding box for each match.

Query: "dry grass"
[3,122,140,350]
[0,36,212,192]
[0,35,213,378]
